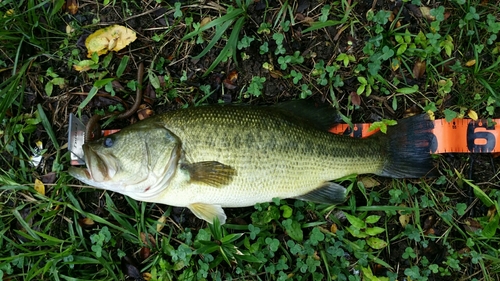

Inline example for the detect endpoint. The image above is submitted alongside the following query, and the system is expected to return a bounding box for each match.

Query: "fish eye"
[103,137,114,148]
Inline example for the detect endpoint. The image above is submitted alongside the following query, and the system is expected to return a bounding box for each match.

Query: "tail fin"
[378,114,436,178]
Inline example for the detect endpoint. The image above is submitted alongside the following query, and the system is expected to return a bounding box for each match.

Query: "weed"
[44,68,67,97]
[246,76,266,98]
[299,84,312,99]
[182,0,254,75]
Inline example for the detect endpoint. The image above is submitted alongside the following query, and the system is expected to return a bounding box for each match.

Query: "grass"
[1,0,500,280]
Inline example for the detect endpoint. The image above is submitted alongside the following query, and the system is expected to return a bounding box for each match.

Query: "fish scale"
[155,106,384,205]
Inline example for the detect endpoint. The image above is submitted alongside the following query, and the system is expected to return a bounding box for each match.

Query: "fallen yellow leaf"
[465,59,476,67]
[73,60,98,72]
[85,25,137,58]
[66,25,75,35]
[200,17,212,27]
[143,273,152,281]
[399,214,410,228]
[420,6,435,21]
[468,109,478,121]
[487,206,497,220]
[391,58,400,71]
[78,217,95,228]
[359,176,380,188]
[427,110,436,121]
[330,223,338,234]
[156,215,167,232]
[34,179,45,195]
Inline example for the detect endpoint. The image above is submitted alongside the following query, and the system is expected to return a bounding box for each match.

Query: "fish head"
[69,122,181,200]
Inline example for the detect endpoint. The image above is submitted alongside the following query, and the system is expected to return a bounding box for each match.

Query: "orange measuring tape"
[329,118,500,154]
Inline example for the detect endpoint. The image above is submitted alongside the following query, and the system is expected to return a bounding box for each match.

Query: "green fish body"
[69,103,434,224]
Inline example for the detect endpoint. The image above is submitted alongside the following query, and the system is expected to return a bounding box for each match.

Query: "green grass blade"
[0,59,31,122]
[182,8,244,40]
[192,18,234,60]
[12,208,41,241]
[37,103,60,150]
[77,86,98,117]
[203,16,246,76]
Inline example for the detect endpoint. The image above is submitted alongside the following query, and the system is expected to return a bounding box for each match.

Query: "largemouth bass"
[69,103,434,224]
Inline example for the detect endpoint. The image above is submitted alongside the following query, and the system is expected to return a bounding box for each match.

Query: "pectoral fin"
[188,203,227,225]
[181,161,236,187]
[295,182,347,204]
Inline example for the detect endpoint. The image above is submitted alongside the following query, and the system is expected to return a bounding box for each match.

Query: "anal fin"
[295,182,347,204]
[188,203,227,225]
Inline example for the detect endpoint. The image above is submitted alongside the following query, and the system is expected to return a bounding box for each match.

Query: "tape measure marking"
[329,118,500,154]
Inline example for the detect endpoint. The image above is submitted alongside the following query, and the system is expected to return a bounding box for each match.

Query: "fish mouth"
[82,144,118,182]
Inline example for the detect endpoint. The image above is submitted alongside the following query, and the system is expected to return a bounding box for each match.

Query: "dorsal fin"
[271,100,342,131]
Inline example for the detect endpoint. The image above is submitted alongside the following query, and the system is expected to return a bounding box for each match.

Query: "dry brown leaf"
[269,70,283,79]
[85,25,137,58]
[403,105,422,118]
[34,179,45,195]
[312,251,321,261]
[413,60,426,79]
[223,70,239,90]
[422,215,436,231]
[138,104,154,120]
[78,217,95,228]
[464,217,482,232]
[444,11,451,20]
[66,0,78,15]
[458,247,471,255]
[41,172,56,184]
[388,11,395,22]
[138,108,154,120]
[226,69,238,83]
[200,17,212,28]
[295,13,305,21]
[425,228,436,235]
[350,92,361,106]
[140,247,151,260]
[303,17,314,26]
[140,232,156,247]
[487,206,497,220]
